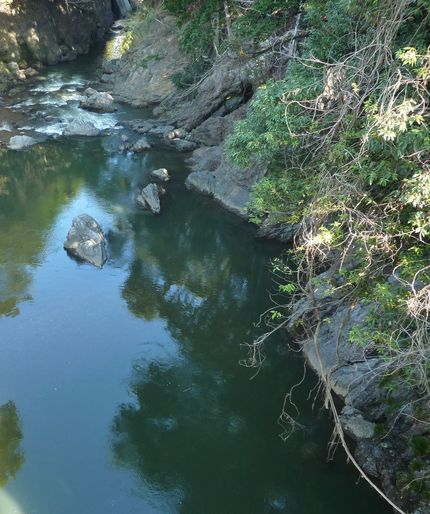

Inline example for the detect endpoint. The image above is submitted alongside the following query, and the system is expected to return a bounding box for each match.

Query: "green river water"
[0,54,392,514]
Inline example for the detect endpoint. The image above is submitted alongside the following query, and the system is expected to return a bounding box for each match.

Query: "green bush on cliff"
[164,0,297,56]
[227,0,430,398]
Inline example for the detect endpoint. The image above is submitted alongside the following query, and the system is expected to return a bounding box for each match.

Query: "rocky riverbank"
[100,10,295,220]
[288,266,430,514]
[101,9,430,513]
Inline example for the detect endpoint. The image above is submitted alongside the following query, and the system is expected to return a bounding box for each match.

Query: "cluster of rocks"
[63,168,170,266]
[4,62,38,83]
[136,168,170,214]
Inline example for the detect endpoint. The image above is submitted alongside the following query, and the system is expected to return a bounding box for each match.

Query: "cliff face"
[0,0,113,90]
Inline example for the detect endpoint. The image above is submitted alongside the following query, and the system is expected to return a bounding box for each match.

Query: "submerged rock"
[150,168,170,182]
[137,183,161,214]
[8,135,37,150]
[81,87,116,113]
[131,137,151,152]
[63,120,101,137]
[64,214,107,267]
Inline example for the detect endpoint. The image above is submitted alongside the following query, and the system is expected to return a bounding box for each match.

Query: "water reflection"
[0,142,105,317]
[0,401,24,488]
[111,173,292,511]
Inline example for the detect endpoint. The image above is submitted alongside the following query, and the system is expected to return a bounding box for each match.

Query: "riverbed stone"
[150,168,170,182]
[63,119,101,137]
[8,135,37,150]
[131,137,151,152]
[24,67,38,78]
[169,138,197,152]
[64,214,107,267]
[81,87,116,113]
[136,183,161,214]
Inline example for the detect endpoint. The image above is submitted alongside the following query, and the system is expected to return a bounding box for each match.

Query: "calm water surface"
[0,58,391,514]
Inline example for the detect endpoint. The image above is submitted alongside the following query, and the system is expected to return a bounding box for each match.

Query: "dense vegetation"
[226,1,430,508]
[227,0,430,394]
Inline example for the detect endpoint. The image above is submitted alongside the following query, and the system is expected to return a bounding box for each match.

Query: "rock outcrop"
[64,214,107,267]
[186,145,265,218]
[111,14,188,106]
[289,269,426,510]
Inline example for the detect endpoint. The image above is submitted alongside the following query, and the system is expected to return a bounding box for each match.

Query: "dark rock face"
[136,184,161,214]
[112,0,132,18]
[256,217,298,243]
[186,145,265,218]
[0,0,113,90]
[64,214,107,267]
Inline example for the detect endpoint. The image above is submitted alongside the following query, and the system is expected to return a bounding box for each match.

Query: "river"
[0,52,391,514]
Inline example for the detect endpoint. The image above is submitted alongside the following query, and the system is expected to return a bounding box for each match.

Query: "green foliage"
[225,0,430,408]
[226,63,321,167]
[120,4,161,52]
[233,0,299,42]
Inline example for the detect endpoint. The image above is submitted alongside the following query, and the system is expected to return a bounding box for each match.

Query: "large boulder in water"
[63,119,101,137]
[81,87,116,113]
[136,184,161,214]
[8,135,37,150]
[64,214,107,267]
